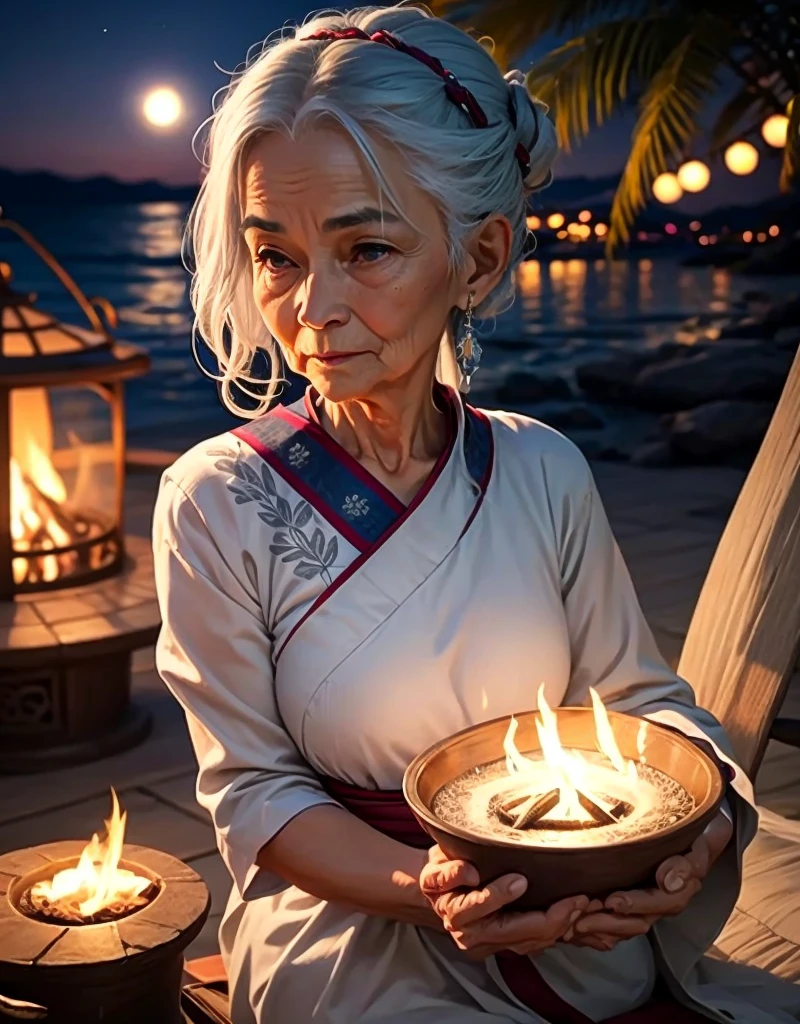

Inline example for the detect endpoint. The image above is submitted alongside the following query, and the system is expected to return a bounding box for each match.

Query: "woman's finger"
[420,856,480,897]
[453,895,588,951]
[441,873,529,929]
[652,854,696,896]
[574,911,654,939]
[605,877,701,918]
[566,932,621,951]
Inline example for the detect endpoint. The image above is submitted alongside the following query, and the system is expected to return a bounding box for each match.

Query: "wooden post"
[678,345,800,777]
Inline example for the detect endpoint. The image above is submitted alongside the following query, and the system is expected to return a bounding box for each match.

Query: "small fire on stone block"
[21,790,156,925]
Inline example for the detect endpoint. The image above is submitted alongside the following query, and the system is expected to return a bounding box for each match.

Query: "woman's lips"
[311,352,367,366]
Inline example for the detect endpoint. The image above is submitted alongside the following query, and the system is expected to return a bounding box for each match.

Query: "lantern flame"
[9,388,103,586]
[28,790,153,922]
[502,686,651,826]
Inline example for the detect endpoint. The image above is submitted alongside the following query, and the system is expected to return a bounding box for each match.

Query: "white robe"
[153,386,800,1023]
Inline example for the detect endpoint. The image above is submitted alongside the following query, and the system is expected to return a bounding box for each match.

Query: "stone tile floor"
[2,457,798,961]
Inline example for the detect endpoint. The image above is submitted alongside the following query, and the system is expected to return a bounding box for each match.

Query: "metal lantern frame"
[0,218,150,601]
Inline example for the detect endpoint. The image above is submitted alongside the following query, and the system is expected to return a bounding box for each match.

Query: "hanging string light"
[677,160,711,193]
[761,114,789,148]
[724,141,759,175]
[652,172,683,203]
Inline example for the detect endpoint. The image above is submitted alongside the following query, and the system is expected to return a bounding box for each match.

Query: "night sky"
[2,0,784,210]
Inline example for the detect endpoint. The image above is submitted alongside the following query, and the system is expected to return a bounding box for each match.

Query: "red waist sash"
[321,777,711,1024]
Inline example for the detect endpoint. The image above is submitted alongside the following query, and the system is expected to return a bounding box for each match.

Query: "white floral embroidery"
[342,494,370,517]
[288,443,310,468]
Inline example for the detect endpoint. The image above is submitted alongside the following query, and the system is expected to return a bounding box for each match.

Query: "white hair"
[184,4,558,416]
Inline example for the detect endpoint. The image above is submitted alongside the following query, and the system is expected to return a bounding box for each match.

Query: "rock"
[631,344,793,411]
[541,404,605,430]
[577,437,628,462]
[774,325,800,350]
[631,440,675,467]
[575,343,698,404]
[495,371,572,404]
[575,355,643,403]
[668,400,775,461]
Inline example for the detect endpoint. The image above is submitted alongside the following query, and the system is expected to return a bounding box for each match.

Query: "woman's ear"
[458,214,513,308]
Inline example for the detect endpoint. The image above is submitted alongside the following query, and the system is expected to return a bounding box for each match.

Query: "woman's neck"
[315,362,449,482]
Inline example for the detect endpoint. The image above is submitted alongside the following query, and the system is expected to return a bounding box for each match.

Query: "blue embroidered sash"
[232,388,493,553]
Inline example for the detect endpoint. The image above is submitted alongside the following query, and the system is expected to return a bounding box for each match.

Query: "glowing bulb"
[556,229,568,239]
[724,141,759,175]
[652,172,683,204]
[677,160,710,193]
[762,114,789,148]
[547,213,565,230]
[577,224,591,239]
[757,232,767,242]
[566,222,581,235]
[689,220,701,231]
[526,215,542,231]
[578,210,592,223]
[699,235,709,246]
[143,86,183,128]
[743,230,753,243]
[769,224,780,237]
[665,223,678,235]
[594,222,608,237]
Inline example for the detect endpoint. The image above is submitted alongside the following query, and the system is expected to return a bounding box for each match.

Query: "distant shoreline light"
[143,87,183,129]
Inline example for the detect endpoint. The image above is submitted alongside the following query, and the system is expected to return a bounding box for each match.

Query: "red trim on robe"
[234,425,370,554]
[458,404,495,541]
[274,394,459,661]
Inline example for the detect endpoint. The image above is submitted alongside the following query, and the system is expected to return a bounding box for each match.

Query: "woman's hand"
[419,845,589,960]
[567,809,734,952]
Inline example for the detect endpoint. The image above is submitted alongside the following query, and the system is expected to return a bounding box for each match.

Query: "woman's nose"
[296,271,349,330]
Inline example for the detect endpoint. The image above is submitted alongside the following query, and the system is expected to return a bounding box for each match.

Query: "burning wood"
[494,686,649,833]
[22,790,155,925]
[495,788,560,828]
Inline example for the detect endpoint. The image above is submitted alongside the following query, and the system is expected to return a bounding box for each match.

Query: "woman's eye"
[352,242,395,264]
[255,247,295,272]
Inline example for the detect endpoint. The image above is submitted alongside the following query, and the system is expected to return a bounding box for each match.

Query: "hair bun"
[504,69,558,194]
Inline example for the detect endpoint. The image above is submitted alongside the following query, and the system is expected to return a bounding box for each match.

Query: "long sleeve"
[152,471,339,901]
[554,447,758,976]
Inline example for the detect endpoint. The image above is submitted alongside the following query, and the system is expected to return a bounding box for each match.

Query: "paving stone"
[185,913,223,961]
[0,786,217,861]
[186,851,232,917]
[0,671,195,823]
[144,771,206,823]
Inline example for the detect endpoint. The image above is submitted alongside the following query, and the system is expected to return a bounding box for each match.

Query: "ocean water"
[0,200,760,449]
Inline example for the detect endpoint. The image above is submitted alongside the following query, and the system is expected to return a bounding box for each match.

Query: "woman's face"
[241,126,462,403]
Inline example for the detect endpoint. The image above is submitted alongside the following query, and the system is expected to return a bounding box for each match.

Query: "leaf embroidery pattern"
[212,448,338,584]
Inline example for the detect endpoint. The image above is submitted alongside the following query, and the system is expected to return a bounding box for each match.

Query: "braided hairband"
[306,26,535,178]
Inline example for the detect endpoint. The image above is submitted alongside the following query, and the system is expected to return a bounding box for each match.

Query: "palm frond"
[779,94,800,193]
[709,83,771,154]
[607,21,732,253]
[524,17,686,152]
[429,0,654,67]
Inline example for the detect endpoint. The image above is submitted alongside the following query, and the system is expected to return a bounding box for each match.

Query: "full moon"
[143,87,183,128]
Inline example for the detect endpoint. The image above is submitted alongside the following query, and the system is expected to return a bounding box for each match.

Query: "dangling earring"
[456,291,482,394]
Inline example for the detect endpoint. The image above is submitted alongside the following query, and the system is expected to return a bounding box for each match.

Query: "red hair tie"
[306,27,532,178]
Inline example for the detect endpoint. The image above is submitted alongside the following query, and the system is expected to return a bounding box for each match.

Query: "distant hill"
[0,168,795,232]
[0,168,199,206]
[0,167,625,209]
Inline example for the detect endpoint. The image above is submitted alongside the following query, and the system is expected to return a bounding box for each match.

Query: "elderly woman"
[153,6,800,1023]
